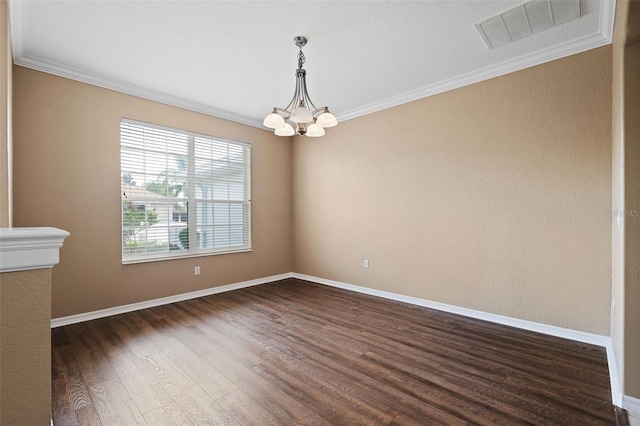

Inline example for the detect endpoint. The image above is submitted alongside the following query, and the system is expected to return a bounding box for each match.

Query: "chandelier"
[263,36,337,137]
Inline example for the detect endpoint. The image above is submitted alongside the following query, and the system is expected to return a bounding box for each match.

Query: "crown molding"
[338,32,612,122]
[13,54,265,129]
[338,0,616,122]
[8,0,25,60]
[8,0,264,128]
[9,0,615,128]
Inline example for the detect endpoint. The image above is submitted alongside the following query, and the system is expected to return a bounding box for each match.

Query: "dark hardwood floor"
[52,278,616,425]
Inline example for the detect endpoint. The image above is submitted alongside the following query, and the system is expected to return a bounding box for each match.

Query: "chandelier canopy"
[263,36,337,137]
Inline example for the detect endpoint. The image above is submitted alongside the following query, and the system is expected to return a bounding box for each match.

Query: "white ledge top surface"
[0,227,70,272]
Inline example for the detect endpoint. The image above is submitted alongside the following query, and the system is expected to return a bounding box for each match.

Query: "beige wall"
[293,47,612,335]
[10,29,617,378]
[1,269,52,424]
[12,67,293,318]
[1,0,11,227]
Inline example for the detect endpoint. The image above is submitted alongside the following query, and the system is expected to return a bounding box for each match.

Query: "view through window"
[120,119,251,263]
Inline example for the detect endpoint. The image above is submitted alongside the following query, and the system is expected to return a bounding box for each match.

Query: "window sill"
[122,247,252,265]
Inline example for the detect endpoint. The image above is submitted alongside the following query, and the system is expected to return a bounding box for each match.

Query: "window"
[121,119,251,263]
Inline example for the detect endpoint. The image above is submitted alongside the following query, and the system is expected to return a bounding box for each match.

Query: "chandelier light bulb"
[263,112,286,129]
[275,122,295,136]
[290,102,313,124]
[306,123,325,137]
[316,111,338,128]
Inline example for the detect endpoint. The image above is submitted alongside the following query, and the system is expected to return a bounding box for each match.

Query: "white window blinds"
[121,119,251,263]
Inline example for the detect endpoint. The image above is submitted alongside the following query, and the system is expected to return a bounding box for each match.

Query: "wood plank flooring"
[52,278,616,425]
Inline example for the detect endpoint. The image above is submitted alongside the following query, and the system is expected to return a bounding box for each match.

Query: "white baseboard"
[624,395,640,422]
[292,273,608,345]
[292,272,622,406]
[50,272,293,328]
[605,340,624,407]
[50,271,625,409]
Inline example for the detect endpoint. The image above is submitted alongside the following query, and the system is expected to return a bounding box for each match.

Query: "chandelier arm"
[311,107,329,116]
[279,88,299,116]
[280,71,305,114]
[273,107,291,116]
[299,72,319,114]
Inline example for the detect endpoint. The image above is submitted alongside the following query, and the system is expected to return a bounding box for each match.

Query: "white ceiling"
[9,1,615,130]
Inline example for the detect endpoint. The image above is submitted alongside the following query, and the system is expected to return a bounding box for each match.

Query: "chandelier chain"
[297,49,306,69]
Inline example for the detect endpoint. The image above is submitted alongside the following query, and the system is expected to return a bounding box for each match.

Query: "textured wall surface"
[293,47,612,335]
[0,268,52,424]
[12,68,293,318]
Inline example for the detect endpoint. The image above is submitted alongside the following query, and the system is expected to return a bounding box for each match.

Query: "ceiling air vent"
[476,0,582,49]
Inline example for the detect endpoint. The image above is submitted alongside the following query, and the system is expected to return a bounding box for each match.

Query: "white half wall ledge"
[0,227,70,272]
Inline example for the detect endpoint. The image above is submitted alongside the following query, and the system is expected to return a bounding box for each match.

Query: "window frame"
[120,118,252,265]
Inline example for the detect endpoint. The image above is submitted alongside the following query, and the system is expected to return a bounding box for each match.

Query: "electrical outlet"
[194,266,200,276]
[364,259,369,268]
